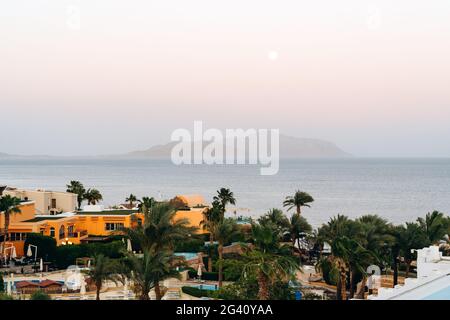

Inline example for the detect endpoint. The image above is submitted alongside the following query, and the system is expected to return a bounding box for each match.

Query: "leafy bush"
[221,259,246,281]
[0,293,13,300]
[54,245,88,269]
[174,238,204,252]
[30,290,51,300]
[181,286,212,298]
[213,279,295,300]
[54,241,125,269]
[317,258,338,286]
[24,233,57,261]
[187,270,219,281]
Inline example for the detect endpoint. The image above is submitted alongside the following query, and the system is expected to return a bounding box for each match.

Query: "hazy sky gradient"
[1,0,450,156]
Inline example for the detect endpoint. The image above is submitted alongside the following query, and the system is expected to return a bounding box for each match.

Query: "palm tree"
[125,194,138,208]
[0,195,22,252]
[283,191,314,215]
[211,218,239,287]
[397,222,430,277]
[213,188,236,217]
[200,200,224,272]
[122,248,179,300]
[84,188,103,205]
[328,236,355,300]
[125,202,195,299]
[258,208,290,239]
[85,254,119,300]
[417,211,448,244]
[138,197,156,215]
[66,180,86,209]
[243,223,300,300]
[288,213,312,253]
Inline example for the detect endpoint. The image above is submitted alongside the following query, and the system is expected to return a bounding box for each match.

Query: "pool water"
[174,252,198,260]
[189,284,218,291]
[423,286,450,300]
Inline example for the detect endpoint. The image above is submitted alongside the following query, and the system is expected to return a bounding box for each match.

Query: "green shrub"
[0,274,4,293]
[221,259,246,281]
[0,293,13,300]
[214,279,295,300]
[24,233,57,261]
[54,245,88,269]
[174,238,204,252]
[53,241,125,269]
[181,286,211,298]
[187,270,219,281]
[30,290,51,300]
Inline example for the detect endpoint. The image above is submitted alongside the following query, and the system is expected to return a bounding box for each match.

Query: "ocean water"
[0,158,449,227]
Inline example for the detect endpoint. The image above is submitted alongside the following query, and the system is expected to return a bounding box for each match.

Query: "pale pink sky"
[1,0,450,156]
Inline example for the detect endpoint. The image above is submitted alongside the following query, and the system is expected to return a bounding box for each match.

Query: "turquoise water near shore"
[0,158,449,227]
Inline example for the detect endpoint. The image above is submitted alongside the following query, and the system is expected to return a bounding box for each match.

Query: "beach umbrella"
[7,278,12,296]
[197,264,202,279]
[39,258,44,272]
[27,245,33,257]
[127,239,132,252]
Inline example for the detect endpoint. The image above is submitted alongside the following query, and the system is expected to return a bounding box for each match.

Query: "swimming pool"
[189,284,218,291]
[174,252,198,260]
[423,285,450,300]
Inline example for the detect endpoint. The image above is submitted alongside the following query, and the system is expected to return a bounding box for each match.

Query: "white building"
[368,245,450,300]
[4,187,77,215]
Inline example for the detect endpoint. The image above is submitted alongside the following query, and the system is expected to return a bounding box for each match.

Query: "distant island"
[120,135,351,159]
[0,135,351,159]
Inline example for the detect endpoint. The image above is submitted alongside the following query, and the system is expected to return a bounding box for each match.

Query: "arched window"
[137,218,143,226]
[59,225,65,239]
[50,227,55,237]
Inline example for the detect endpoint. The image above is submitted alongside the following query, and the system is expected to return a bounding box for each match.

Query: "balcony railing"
[67,230,88,238]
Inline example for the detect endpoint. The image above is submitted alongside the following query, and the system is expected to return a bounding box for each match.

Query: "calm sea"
[1,158,449,227]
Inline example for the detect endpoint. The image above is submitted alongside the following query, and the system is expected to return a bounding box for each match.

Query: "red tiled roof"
[39,280,62,287]
[15,281,40,289]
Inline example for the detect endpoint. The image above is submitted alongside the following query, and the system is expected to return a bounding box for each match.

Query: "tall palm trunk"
[257,271,270,300]
[349,269,356,299]
[296,205,301,215]
[218,244,224,287]
[96,281,102,300]
[2,212,10,255]
[140,293,150,300]
[356,276,367,299]
[208,232,213,272]
[405,260,411,278]
[154,280,162,300]
[339,267,347,300]
[393,255,399,286]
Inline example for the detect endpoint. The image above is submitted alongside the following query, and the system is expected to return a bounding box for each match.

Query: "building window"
[59,226,65,239]
[105,223,124,231]
[51,198,57,209]
[7,233,27,241]
[137,218,142,226]
[68,225,74,237]
[50,227,55,237]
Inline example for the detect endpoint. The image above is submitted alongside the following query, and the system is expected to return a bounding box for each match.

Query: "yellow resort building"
[1,193,209,257]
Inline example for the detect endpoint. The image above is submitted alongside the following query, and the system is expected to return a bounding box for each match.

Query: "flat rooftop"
[76,209,138,216]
